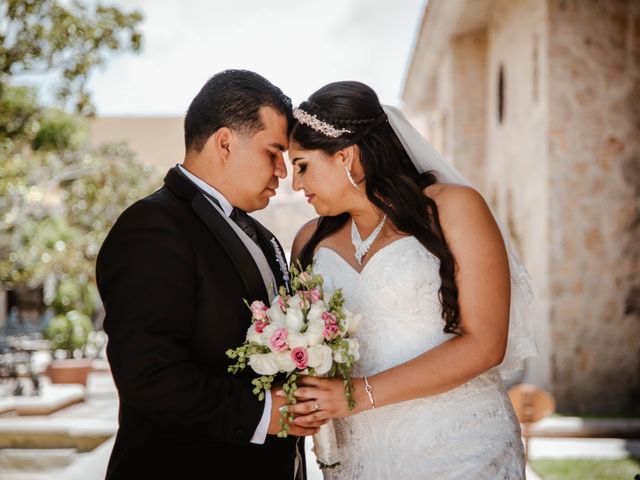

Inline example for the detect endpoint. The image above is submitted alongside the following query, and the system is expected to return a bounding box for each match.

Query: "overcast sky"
[86,0,426,116]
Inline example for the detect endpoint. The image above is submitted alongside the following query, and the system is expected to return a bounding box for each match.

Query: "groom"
[96,70,318,479]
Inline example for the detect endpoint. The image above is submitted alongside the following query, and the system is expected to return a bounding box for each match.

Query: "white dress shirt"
[178,165,272,444]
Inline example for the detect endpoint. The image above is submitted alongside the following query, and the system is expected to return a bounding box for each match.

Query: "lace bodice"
[318,237,449,378]
[313,237,525,480]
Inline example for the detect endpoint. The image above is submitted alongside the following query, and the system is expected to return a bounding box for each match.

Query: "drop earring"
[345,166,360,190]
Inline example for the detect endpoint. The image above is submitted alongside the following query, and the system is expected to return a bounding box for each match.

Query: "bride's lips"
[305,193,315,204]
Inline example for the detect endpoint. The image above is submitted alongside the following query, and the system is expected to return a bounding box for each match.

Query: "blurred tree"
[0,134,158,314]
[0,0,143,115]
[0,1,158,320]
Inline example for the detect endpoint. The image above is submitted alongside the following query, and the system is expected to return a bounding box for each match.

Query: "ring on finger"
[314,401,320,411]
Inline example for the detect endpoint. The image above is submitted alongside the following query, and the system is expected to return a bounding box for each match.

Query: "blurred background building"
[403,0,640,414]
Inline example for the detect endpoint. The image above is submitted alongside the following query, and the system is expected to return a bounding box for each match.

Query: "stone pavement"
[0,372,638,479]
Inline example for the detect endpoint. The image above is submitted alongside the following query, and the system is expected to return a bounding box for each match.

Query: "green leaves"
[0,0,144,114]
[0,0,150,318]
[250,375,274,400]
[277,373,299,437]
[43,309,94,357]
[0,135,160,314]
[226,342,270,374]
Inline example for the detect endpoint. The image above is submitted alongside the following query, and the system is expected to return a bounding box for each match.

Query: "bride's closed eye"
[296,163,307,174]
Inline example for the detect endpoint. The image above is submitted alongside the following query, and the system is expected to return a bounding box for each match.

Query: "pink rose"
[323,322,340,341]
[303,288,321,304]
[250,300,269,321]
[277,296,287,312]
[270,328,288,352]
[255,319,268,333]
[291,347,308,369]
[321,311,337,325]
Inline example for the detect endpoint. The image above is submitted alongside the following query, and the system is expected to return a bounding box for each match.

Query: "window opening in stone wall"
[498,64,505,124]
[533,34,539,104]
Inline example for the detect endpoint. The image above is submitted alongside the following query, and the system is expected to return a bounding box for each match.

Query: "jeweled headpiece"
[292,107,353,138]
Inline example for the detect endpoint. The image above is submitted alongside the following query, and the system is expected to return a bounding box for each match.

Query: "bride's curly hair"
[293,81,461,335]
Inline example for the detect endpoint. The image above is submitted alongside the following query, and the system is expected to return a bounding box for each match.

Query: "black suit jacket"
[96,167,301,479]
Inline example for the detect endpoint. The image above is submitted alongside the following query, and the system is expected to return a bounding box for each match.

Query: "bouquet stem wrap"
[313,420,340,469]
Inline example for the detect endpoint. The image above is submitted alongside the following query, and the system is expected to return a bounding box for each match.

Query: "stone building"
[403,0,640,413]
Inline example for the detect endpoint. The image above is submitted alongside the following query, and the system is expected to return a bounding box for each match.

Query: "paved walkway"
[0,372,638,479]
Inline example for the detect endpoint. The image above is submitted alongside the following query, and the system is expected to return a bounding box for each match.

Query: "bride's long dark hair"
[293,81,461,335]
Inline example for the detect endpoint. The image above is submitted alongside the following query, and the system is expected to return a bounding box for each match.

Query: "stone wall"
[484,0,552,390]
[546,0,640,413]
[452,30,489,194]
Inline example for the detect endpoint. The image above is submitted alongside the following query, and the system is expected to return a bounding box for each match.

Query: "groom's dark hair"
[184,69,293,153]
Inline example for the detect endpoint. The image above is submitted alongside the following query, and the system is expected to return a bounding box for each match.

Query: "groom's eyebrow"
[269,143,286,151]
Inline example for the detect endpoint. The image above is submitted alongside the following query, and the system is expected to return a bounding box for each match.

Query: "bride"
[282,81,536,479]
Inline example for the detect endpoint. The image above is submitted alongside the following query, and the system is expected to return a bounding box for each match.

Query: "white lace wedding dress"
[314,236,525,480]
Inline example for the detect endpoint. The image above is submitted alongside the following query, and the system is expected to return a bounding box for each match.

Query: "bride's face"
[289,140,359,217]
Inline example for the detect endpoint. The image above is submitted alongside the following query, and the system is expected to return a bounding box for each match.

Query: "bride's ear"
[337,144,361,171]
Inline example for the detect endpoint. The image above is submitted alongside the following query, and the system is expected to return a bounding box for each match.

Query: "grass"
[531,457,640,480]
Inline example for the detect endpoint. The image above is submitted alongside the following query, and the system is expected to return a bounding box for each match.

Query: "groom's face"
[226,106,288,212]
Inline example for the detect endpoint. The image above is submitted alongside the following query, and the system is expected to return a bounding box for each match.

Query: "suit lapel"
[252,221,289,293]
[164,167,269,304]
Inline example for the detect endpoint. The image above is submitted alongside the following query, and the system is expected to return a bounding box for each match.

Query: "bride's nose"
[292,171,303,191]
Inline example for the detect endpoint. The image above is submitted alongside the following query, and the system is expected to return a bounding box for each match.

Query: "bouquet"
[226,263,362,468]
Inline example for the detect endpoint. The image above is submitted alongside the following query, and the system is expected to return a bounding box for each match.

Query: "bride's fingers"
[287,399,320,415]
[291,387,317,400]
[298,376,324,387]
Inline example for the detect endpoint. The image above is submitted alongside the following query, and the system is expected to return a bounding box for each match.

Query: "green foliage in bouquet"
[227,262,361,438]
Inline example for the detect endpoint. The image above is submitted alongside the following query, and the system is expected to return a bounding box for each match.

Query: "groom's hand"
[267,386,326,436]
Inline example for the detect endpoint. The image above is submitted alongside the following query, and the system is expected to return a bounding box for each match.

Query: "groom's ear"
[213,127,233,160]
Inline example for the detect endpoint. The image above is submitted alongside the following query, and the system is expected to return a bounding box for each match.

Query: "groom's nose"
[274,155,287,179]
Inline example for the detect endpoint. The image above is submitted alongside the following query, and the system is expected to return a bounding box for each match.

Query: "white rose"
[334,339,360,364]
[287,294,303,309]
[303,319,325,347]
[245,325,266,345]
[248,352,279,375]
[261,324,279,342]
[267,298,287,326]
[285,306,305,333]
[347,338,360,361]
[344,309,363,335]
[307,301,326,322]
[307,345,333,375]
[275,351,296,372]
[288,332,308,349]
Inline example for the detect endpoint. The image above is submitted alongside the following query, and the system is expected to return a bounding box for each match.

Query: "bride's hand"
[279,376,365,426]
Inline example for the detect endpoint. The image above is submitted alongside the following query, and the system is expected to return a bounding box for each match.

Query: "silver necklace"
[351,215,387,265]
